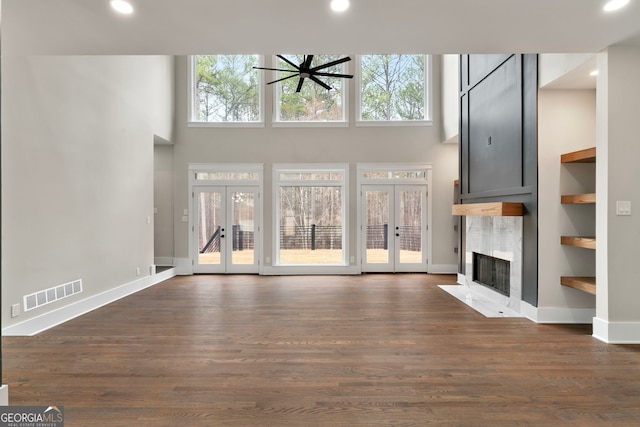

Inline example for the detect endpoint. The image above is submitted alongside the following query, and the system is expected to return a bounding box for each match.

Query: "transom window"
[357,54,431,125]
[274,55,347,125]
[275,165,348,266]
[189,55,263,126]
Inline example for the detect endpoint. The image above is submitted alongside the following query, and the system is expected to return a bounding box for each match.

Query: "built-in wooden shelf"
[561,236,596,249]
[561,193,596,204]
[561,276,596,295]
[452,202,523,217]
[561,147,596,163]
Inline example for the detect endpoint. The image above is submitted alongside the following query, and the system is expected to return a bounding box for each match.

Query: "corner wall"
[537,89,596,319]
[1,55,175,331]
[594,46,640,343]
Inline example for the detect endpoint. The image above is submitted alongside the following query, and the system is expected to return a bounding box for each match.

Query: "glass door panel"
[362,186,394,271]
[197,191,223,266]
[229,189,257,270]
[395,187,426,270]
[364,189,391,265]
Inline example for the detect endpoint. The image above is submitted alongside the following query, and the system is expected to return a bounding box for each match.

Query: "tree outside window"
[276,55,346,122]
[359,54,427,121]
[193,55,261,122]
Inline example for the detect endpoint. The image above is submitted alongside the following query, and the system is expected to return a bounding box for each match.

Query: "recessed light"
[331,0,350,12]
[603,0,630,12]
[110,0,134,14]
[590,70,599,76]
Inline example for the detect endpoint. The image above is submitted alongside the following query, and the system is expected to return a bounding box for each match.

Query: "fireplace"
[473,252,510,296]
[462,215,522,314]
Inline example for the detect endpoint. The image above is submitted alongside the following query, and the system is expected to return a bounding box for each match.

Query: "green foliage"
[360,54,425,121]
[277,55,344,122]
[195,55,260,122]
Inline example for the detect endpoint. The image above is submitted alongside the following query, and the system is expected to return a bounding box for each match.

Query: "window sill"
[355,120,433,127]
[272,121,349,128]
[187,121,265,128]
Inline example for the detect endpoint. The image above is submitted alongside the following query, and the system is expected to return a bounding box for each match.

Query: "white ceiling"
[2,0,640,56]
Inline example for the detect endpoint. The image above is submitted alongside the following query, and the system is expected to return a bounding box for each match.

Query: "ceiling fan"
[254,55,353,92]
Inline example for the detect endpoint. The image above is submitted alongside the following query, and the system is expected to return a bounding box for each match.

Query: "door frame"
[356,163,432,273]
[188,163,263,274]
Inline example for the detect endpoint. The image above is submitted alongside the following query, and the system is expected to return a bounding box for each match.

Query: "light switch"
[616,201,631,216]
[181,215,189,222]
[183,209,189,215]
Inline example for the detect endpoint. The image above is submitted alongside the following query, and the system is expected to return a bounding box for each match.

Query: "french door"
[193,186,259,273]
[361,185,427,272]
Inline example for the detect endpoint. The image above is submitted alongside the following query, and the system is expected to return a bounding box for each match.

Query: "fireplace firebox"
[473,252,510,296]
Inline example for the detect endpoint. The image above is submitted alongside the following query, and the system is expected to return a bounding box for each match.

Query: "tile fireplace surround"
[441,215,524,317]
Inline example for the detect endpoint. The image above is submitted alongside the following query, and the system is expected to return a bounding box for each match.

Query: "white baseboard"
[173,258,193,275]
[427,264,458,274]
[593,317,640,344]
[521,301,595,324]
[0,385,8,406]
[457,273,465,284]
[2,268,176,337]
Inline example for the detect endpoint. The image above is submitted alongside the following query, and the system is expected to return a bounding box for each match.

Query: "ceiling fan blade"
[310,56,351,72]
[296,78,305,93]
[310,76,332,91]
[254,66,299,73]
[303,55,314,70]
[267,74,301,85]
[313,72,354,79]
[277,55,300,70]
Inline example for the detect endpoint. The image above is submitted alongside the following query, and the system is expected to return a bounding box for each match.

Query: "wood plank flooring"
[4,274,640,426]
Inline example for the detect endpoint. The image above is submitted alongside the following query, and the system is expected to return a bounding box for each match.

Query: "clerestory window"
[357,54,431,126]
[273,54,348,126]
[189,55,263,126]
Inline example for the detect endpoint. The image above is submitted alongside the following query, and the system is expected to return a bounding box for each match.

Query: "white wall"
[1,55,175,329]
[441,54,459,144]
[537,89,596,311]
[171,55,459,271]
[594,46,640,343]
[154,144,175,263]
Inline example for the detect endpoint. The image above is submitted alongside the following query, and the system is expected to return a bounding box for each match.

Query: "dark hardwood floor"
[4,274,640,426]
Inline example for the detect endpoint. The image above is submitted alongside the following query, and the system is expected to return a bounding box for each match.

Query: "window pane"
[277,55,346,122]
[196,172,259,181]
[360,54,426,121]
[279,172,343,181]
[279,186,343,264]
[361,171,427,180]
[194,55,261,122]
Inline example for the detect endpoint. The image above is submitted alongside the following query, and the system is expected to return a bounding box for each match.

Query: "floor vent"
[23,279,83,312]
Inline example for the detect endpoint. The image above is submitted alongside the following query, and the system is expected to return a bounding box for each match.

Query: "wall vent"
[23,279,83,312]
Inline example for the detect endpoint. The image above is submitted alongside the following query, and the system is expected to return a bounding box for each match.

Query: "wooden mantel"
[452,202,523,217]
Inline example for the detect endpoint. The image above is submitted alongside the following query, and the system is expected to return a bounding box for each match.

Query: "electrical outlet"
[136,267,141,276]
[266,257,271,264]
[616,201,631,216]
[11,304,20,318]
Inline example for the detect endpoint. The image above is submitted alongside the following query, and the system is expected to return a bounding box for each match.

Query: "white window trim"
[273,163,350,268]
[355,54,433,127]
[272,55,350,128]
[187,55,265,128]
